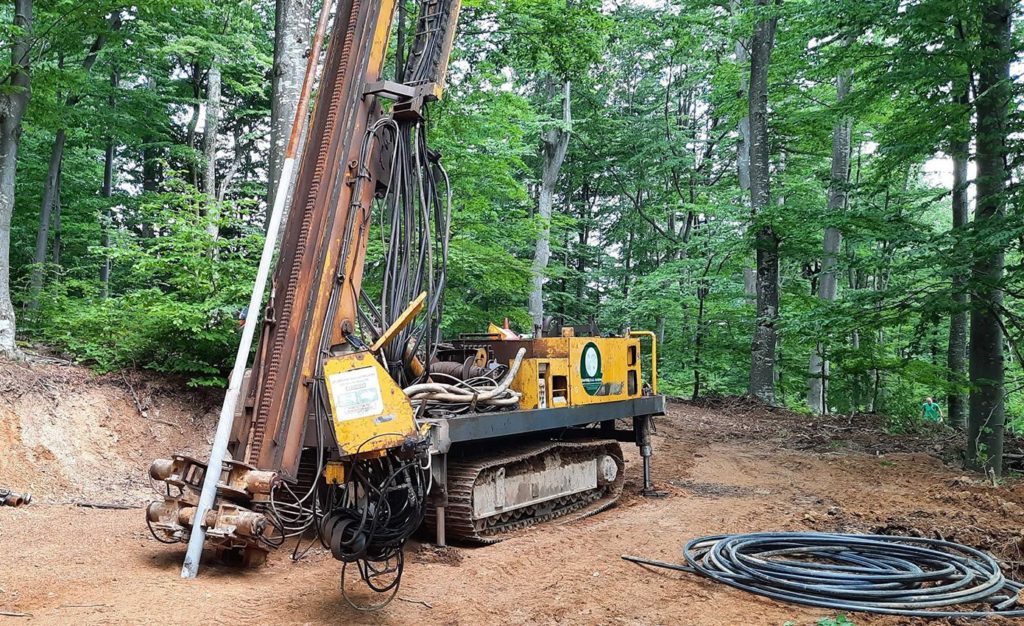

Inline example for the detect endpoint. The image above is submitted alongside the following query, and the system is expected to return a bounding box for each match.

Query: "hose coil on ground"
[624,532,1024,618]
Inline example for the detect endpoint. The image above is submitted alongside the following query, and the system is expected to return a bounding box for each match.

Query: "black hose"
[320,443,429,611]
[623,532,1024,618]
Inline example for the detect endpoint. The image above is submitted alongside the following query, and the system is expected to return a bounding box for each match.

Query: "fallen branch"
[121,371,146,418]
[397,597,433,609]
[147,418,183,433]
[0,611,30,617]
[74,501,140,510]
[119,374,182,432]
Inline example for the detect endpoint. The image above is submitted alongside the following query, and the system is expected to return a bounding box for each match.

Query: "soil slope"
[0,360,217,503]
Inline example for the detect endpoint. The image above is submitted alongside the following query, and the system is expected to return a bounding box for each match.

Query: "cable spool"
[624,532,1024,618]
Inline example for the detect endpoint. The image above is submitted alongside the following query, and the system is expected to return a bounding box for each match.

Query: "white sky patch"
[923,154,976,208]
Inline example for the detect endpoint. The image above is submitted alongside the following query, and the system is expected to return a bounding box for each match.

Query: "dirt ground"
[3,361,1024,625]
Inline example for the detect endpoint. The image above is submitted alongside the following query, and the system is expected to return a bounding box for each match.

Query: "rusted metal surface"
[234,0,399,480]
[146,455,277,553]
[0,488,31,507]
[228,0,465,480]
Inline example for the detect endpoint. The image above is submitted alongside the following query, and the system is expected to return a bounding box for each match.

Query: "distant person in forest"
[921,397,943,424]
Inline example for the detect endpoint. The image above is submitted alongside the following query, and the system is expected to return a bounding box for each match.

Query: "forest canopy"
[0,1,1021,472]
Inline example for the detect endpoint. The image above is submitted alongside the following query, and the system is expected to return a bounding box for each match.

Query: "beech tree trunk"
[51,166,61,267]
[0,0,33,357]
[267,0,311,225]
[203,62,222,242]
[808,70,852,414]
[142,75,161,195]
[100,71,116,298]
[101,138,113,298]
[733,0,756,297]
[747,0,780,404]
[529,80,572,334]
[396,0,408,82]
[28,128,66,305]
[947,85,970,430]
[967,0,1010,477]
[28,18,119,307]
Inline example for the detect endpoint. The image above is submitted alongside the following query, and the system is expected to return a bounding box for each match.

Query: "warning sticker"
[328,367,384,422]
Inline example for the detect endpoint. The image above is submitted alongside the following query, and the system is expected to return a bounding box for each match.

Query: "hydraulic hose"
[402,348,526,411]
[623,532,1024,618]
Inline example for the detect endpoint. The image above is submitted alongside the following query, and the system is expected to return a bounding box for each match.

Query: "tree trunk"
[396,0,408,82]
[623,227,633,297]
[733,0,756,298]
[529,80,571,334]
[967,0,1010,477]
[947,85,970,430]
[734,24,751,192]
[28,128,66,305]
[0,0,33,357]
[28,19,118,306]
[218,128,243,204]
[267,0,311,226]
[693,285,707,400]
[51,166,61,268]
[747,0,780,404]
[100,70,116,298]
[203,62,222,242]
[101,138,113,298]
[808,70,852,414]
[142,74,161,195]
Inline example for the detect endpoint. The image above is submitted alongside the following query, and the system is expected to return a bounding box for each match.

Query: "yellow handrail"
[629,331,658,395]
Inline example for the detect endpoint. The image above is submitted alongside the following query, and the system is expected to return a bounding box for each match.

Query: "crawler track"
[425,439,625,543]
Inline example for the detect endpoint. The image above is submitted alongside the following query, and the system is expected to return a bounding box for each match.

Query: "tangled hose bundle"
[403,348,526,416]
[319,447,430,611]
[624,532,1024,618]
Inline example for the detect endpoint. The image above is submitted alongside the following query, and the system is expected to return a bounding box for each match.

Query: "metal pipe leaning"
[179,0,336,580]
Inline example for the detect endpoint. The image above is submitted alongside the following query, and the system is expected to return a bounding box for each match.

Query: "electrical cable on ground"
[623,532,1024,618]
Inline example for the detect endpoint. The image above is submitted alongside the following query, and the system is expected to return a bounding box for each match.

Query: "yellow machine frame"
[508,335,647,411]
[322,352,418,456]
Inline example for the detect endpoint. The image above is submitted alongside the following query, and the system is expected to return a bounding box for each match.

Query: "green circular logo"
[580,342,603,395]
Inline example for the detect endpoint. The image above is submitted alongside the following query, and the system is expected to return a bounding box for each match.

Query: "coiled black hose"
[623,532,1024,618]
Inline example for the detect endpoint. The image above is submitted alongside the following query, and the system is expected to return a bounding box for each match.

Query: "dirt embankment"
[0,359,218,504]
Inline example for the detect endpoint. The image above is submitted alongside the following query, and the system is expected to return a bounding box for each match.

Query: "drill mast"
[232,0,461,480]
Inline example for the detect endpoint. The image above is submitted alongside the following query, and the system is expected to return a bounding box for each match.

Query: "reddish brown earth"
[2,361,1024,625]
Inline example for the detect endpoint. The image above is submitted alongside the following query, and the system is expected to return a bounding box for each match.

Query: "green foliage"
[6,0,1024,433]
[21,179,262,384]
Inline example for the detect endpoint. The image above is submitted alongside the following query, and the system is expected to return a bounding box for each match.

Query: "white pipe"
[180,0,334,578]
[180,157,295,579]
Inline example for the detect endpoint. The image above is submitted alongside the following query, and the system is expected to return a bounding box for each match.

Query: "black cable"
[623,532,1024,618]
[145,515,181,545]
[317,435,429,610]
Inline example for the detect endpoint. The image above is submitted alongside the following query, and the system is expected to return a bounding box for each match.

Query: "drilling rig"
[146,0,664,606]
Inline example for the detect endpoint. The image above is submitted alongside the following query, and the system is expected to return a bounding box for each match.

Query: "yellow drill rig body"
[146,0,664,601]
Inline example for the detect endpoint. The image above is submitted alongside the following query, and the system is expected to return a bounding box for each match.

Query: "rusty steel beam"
[239,0,399,480]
